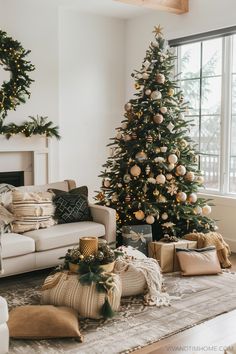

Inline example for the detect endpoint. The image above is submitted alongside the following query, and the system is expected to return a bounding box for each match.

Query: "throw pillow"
[49,187,92,224]
[11,190,56,233]
[0,205,14,227]
[176,246,222,276]
[49,186,88,197]
[8,305,83,341]
[0,183,15,210]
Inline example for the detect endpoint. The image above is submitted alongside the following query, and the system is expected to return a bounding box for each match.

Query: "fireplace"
[0,171,24,187]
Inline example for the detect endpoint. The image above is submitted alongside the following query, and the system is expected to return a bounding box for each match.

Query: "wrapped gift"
[148,239,198,273]
[122,225,153,256]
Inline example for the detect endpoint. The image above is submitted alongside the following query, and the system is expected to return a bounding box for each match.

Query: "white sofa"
[0,180,116,277]
[0,297,9,354]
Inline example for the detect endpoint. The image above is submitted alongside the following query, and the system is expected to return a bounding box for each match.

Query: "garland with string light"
[0,29,35,119]
[0,116,60,140]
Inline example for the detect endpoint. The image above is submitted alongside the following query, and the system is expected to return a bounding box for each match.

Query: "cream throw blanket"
[114,257,171,307]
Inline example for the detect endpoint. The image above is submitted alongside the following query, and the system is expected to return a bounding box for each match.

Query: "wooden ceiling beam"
[115,0,189,14]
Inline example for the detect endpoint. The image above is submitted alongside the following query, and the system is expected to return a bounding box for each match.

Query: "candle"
[80,237,98,257]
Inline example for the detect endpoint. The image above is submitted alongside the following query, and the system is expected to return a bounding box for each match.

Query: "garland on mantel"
[0,29,35,119]
[0,115,60,140]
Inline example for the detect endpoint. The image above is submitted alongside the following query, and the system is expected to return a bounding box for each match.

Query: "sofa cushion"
[1,233,35,259]
[0,297,8,324]
[24,222,105,251]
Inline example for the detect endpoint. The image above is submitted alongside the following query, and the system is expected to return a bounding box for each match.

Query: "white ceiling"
[58,0,151,19]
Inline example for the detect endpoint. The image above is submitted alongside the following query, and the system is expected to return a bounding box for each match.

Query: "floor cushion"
[24,222,105,251]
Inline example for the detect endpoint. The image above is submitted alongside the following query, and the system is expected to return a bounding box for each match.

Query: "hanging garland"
[0,116,60,140]
[0,29,35,119]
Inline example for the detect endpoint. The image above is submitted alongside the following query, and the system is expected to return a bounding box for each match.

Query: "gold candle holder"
[80,237,98,257]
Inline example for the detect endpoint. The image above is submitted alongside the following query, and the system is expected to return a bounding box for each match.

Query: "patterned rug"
[1,269,236,354]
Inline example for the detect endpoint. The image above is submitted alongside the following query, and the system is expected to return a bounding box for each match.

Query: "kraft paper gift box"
[122,225,153,256]
[148,239,198,273]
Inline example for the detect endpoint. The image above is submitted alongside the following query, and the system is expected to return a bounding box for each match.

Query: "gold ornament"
[135,83,140,90]
[161,212,168,220]
[153,113,164,124]
[96,192,105,201]
[168,163,175,171]
[153,25,163,37]
[103,179,111,188]
[123,174,131,183]
[135,151,147,162]
[156,173,166,184]
[130,164,141,177]
[168,154,178,164]
[188,193,198,203]
[111,193,118,202]
[176,165,186,176]
[166,173,173,181]
[176,191,187,202]
[185,171,195,182]
[146,215,155,224]
[166,183,178,196]
[168,88,175,96]
[155,147,161,153]
[116,212,120,220]
[156,73,165,84]
[134,210,145,220]
[153,189,160,197]
[158,194,167,203]
[180,139,188,148]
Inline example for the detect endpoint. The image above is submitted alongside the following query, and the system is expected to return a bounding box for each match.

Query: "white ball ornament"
[202,205,212,216]
[134,210,145,220]
[185,171,195,182]
[121,122,128,129]
[142,72,149,80]
[156,174,166,184]
[188,193,198,203]
[176,192,187,202]
[151,41,159,48]
[194,206,202,215]
[176,165,186,176]
[156,73,165,84]
[196,176,204,185]
[135,151,147,162]
[124,102,132,111]
[146,215,155,224]
[161,212,168,220]
[151,90,162,100]
[103,179,111,188]
[160,107,167,114]
[145,89,152,96]
[130,164,141,177]
[168,154,178,164]
[153,113,164,124]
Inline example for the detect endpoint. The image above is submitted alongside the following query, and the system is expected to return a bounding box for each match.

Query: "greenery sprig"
[0,115,60,140]
[0,29,35,119]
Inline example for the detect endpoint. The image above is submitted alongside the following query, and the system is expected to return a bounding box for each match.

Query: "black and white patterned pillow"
[53,193,92,224]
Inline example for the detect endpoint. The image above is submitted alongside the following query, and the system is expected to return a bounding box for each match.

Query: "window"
[172,30,236,195]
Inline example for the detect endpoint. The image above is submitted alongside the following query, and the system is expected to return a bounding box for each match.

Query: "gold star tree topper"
[153,25,163,37]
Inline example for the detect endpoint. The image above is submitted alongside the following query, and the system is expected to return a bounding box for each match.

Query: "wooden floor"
[133,254,236,354]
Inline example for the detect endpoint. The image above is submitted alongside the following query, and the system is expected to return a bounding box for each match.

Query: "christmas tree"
[96,25,216,241]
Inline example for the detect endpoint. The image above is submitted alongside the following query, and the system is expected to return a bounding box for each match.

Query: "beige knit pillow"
[11,190,56,233]
[41,272,122,319]
[8,305,83,341]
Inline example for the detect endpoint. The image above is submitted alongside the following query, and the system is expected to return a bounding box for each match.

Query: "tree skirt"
[1,270,236,354]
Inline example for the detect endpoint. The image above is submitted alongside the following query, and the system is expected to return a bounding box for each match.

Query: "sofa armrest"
[89,204,116,245]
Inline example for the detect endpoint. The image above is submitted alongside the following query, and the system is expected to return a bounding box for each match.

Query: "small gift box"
[148,239,198,273]
[122,225,153,256]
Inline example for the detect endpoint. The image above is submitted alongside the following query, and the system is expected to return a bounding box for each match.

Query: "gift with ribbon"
[122,225,153,255]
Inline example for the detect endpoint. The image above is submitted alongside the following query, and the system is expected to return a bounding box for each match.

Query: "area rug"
[1,270,236,354]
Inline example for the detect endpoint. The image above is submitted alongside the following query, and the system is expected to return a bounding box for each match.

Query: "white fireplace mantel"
[0,135,51,185]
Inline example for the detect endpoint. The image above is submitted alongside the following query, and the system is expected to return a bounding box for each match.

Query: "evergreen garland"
[0,29,35,119]
[0,115,60,140]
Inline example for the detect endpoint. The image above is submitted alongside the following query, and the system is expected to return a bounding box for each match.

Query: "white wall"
[58,9,125,198]
[125,0,236,249]
[0,0,59,181]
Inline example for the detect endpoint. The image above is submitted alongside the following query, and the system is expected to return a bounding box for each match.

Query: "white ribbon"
[123,230,147,243]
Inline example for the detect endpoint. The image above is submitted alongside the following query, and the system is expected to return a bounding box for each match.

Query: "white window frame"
[174,35,236,197]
